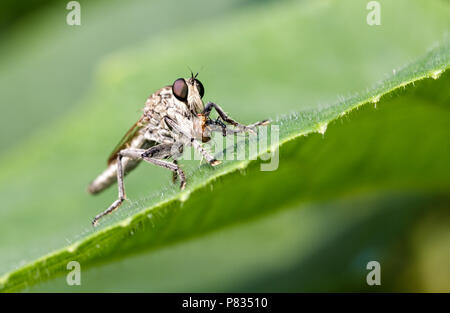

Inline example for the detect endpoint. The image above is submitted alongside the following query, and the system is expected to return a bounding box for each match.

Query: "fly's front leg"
[203,102,240,126]
[207,119,270,136]
[203,102,269,133]
[206,118,227,136]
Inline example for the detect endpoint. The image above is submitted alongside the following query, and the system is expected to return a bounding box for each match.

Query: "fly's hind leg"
[92,143,185,226]
[92,154,126,226]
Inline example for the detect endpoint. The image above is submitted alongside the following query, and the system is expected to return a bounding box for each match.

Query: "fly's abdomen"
[88,162,120,194]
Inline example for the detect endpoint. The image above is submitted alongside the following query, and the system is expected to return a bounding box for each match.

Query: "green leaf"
[1,0,450,292]
[1,40,449,291]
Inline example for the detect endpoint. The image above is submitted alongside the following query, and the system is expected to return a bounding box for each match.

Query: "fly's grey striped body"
[88,74,269,226]
[88,86,194,195]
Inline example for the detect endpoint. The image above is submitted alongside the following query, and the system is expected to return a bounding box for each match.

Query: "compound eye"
[172,78,188,101]
[195,79,205,98]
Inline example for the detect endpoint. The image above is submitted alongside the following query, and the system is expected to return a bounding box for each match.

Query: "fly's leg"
[92,144,185,226]
[190,139,220,166]
[206,118,227,136]
[139,144,186,187]
[92,154,126,226]
[203,102,269,132]
[172,160,178,183]
[206,119,269,136]
[203,102,240,126]
[142,155,186,189]
[164,116,221,166]
[124,145,186,189]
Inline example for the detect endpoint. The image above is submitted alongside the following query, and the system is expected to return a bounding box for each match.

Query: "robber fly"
[88,73,269,226]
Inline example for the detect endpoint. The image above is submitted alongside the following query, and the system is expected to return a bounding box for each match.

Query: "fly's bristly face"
[172,73,205,114]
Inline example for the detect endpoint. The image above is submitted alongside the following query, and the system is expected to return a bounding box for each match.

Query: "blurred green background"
[0,0,449,292]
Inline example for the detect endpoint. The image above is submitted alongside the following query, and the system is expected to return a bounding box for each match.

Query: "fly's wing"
[107,118,144,165]
[88,118,154,195]
[89,89,167,195]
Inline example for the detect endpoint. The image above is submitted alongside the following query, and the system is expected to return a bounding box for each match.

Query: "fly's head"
[172,73,205,115]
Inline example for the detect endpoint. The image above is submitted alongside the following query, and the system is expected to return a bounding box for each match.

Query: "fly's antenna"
[187,66,194,79]
[187,65,194,78]
[187,66,200,81]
